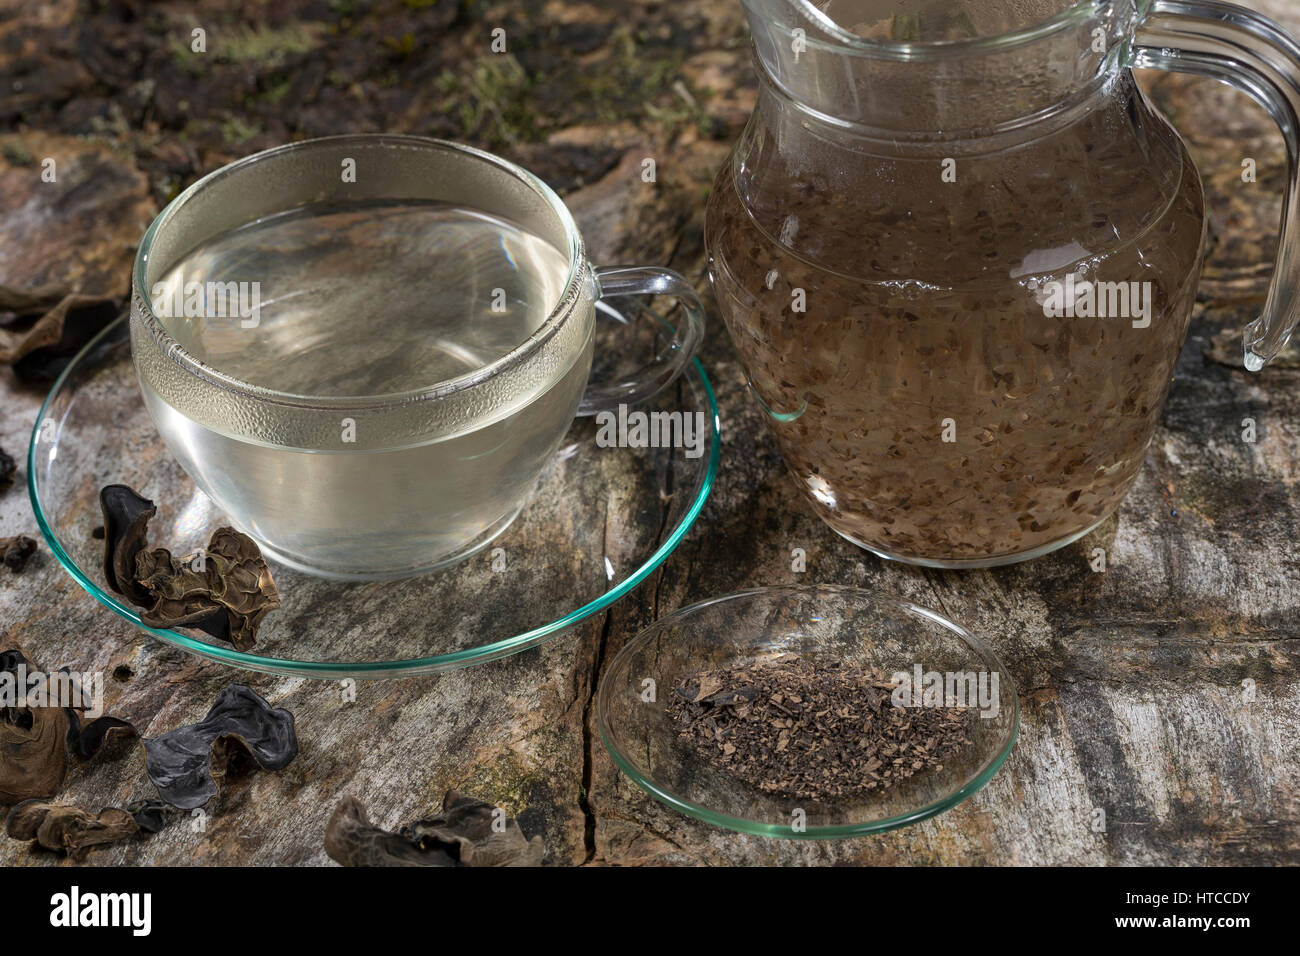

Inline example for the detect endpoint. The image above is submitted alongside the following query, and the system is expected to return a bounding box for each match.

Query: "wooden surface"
[1,0,1298,865]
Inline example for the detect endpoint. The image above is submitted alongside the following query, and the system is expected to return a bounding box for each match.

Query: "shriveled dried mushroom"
[5,798,167,859]
[405,791,545,866]
[325,798,455,866]
[0,650,137,802]
[0,446,15,491]
[99,484,280,650]
[65,700,136,760]
[144,684,297,810]
[325,792,544,867]
[0,283,119,382]
[100,484,157,605]
[0,535,36,573]
[136,527,280,651]
[0,674,67,803]
[124,799,170,834]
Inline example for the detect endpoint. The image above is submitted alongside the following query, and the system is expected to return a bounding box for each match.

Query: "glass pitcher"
[705,0,1300,567]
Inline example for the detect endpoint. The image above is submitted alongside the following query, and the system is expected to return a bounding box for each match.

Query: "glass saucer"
[28,314,719,678]
[597,585,1018,838]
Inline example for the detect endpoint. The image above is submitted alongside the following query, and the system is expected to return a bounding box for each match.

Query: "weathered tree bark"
[1,0,1297,865]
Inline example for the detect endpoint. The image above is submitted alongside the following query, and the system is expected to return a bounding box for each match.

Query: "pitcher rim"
[773,0,1119,61]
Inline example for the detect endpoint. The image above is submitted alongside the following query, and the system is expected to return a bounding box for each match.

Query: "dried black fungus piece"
[41,657,137,759]
[64,700,137,760]
[100,484,156,604]
[125,799,171,833]
[0,650,137,802]
[0,445,15,491]
[5,799,165,859]
[0,535,37,572]
[144,684,297,810]
[136,527,280,651]
[0,283,120,383]
[98,486,156,606]
[0,675,68,803]
[325,797,457,866]
[99,485,280,650]
[325,791,544,867]
[403,792,545,866]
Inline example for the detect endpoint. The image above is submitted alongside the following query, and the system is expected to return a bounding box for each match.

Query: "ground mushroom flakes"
[144,684,297,810]
[668,657,976,803]
[325,792,544,867]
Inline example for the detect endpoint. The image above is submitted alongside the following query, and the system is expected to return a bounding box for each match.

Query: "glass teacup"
[131,135,704,581]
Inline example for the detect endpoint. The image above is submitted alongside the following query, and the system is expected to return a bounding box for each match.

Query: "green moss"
[429,20,696,146]
[890,13,923,41]
[260,78,292,104]
[449,750,547,817]
[166,34,206,77]
[2,141,34,167]
[220,115,263,145]
[158,176,182,203]
[645,87,714,140]
[218,22,319,65]
[383,32,416,57]
[562,25,689,128]
[456,53,537,143]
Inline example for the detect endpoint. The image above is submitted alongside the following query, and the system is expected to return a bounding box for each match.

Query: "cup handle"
[577,265,707,416]
[1129,0,1300,369]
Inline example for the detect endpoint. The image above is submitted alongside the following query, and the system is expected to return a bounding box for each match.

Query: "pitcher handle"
[577,265,707,416]
[1128,0,1300,369]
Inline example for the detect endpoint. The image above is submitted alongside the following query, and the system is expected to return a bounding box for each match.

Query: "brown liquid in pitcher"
[706,73,1205,564]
